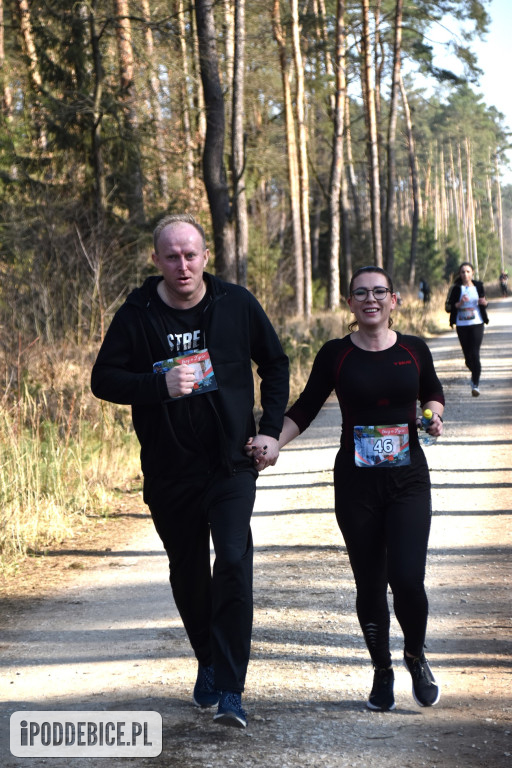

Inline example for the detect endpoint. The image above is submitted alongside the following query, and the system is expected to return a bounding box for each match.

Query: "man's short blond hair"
[153,214,207,253]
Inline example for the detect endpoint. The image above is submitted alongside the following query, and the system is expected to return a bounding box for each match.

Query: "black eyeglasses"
[351,287,391,302]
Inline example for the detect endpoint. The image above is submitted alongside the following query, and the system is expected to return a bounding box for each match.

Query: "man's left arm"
[248,302,289,469]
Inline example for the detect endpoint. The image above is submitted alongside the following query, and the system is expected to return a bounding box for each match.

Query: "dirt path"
[1,298,511,768]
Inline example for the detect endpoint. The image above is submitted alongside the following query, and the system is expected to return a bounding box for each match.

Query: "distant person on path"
[419,278,431,306]
[445,262,489,397]
[499,271,508,297]
[248,266,445,713]
[91,213,289,729]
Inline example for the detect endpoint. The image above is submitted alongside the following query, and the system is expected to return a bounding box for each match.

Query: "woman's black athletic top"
[286,332,444,459]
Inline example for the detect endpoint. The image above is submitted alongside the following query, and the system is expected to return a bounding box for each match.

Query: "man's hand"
[165,364,196,398]
[245,435,279,471]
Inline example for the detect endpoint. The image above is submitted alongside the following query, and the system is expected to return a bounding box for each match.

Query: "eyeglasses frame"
[350,287,392,302]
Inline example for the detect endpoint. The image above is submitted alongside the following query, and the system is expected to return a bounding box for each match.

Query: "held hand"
[165,364,196,398]
[245,435,279,471]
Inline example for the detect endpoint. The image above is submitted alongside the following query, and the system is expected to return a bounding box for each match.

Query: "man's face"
[152,223,209,308]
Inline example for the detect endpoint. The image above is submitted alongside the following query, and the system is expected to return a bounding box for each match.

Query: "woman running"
[445,262,489,396]
[249,266,445,712]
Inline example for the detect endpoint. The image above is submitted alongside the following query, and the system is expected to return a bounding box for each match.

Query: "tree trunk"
[177,0,197,191]
[141,0,168,199]
[223,0,234,118]
[449,143,463,256]
[327,0,346,310]
[495,154,505,272]
[272,0,303,315]
[195,0,236,281]
[465,137,479,276]
[231,0,248,286]
[361,0,382,267]
[15,0,47,149]
[0,0,12,118]
[457,143,469,262]
[290,0,312,316]
[384,0,402,275]
[113,0,144,224]
[89,1,107,228]
[399,73,419,289]
[344,96,361,232]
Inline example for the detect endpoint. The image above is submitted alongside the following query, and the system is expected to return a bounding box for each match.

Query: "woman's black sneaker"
[366,666,396,711]
[404,653,440,707]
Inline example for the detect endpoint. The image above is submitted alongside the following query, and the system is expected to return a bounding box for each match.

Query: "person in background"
[248,266,444,713]
[419,278,431,306]
[499,271,508,297]
[445,262,489,397]
[91,213,289,729]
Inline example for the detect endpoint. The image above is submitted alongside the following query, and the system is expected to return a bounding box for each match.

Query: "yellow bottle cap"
[423,408,433,420]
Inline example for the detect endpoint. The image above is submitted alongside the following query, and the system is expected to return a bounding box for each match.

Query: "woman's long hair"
[348,266,394,332]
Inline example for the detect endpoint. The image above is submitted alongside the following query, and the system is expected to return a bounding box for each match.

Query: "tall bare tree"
[326,0,346,310]
[361,0,383,266]
[0,0,12,118]
[272,0,303,315]
[89,0,107,227]
[384,0,403,275]
[399,74,419,288]
[176,0,198,192]
[231,0,248,286]
[15,0,46,148]
[141,0,168,199]
[195,0,236,281]
[113,0,144,224]
[290,0,312,316]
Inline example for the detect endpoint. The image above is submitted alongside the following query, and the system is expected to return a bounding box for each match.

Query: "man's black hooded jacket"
[91,273,289,482]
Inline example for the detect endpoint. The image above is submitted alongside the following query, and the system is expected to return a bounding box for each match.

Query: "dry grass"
[0,341,140,570]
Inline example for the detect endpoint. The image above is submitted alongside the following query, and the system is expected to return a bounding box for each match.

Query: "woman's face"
[348,271,396,329]
[460,264,474,285]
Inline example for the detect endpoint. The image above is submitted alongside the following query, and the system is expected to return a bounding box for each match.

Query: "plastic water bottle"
[417,408,436,446]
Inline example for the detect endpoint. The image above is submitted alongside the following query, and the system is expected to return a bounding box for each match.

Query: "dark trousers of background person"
[456,323,485,386]
[334,450,432,669]
[145,469,257,693]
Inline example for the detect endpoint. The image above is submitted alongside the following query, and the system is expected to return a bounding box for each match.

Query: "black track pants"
[145,469,256,692]
[334,450,432,668]
[456,323,484,386]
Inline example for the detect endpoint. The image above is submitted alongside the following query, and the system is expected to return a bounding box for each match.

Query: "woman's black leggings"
[334,450,432,668]
[456,323,484,386]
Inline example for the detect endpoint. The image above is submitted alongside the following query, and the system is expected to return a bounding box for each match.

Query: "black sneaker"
[213,691,247,729]
[366,666,396,711]
[193,663,220,708]
[404,653,440,707]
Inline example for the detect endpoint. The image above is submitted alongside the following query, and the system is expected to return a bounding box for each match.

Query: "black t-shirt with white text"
[153,285,220,467]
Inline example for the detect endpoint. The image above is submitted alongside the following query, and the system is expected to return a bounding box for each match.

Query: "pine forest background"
[0,0,511,564]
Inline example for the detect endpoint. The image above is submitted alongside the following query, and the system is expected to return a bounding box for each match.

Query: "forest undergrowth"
[0,289,448,571]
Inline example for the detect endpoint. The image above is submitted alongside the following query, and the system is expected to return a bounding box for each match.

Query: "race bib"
[458,310,475,322]
[354,424,410,467]
[153,348,218,398]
